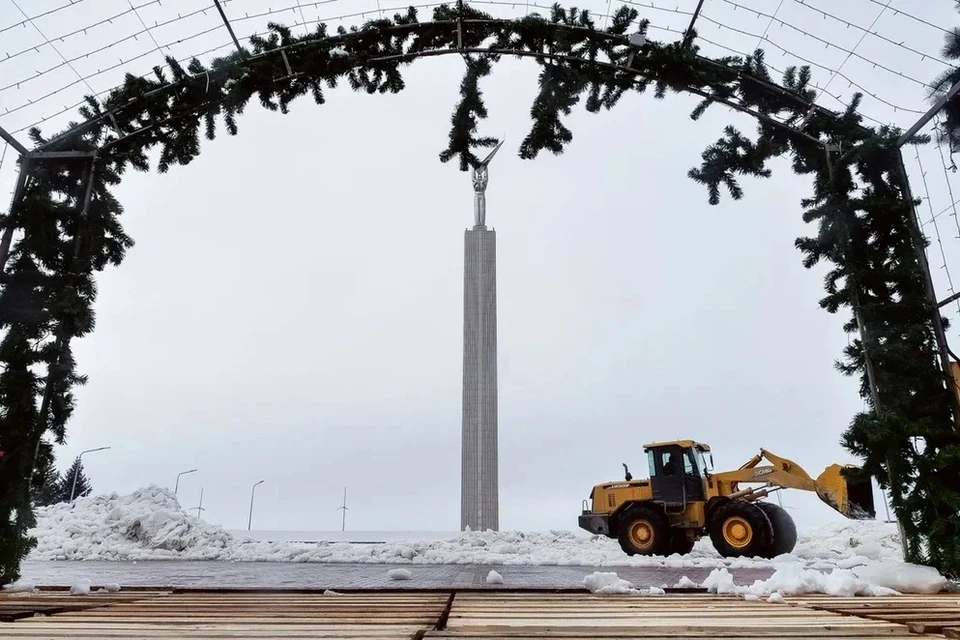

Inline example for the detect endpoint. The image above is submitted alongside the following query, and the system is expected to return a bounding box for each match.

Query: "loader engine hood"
[815,464,876,519]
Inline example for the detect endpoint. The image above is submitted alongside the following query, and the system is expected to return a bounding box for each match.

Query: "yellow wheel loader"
[578,440,876,558]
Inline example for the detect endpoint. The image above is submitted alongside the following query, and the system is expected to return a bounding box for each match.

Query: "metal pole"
[195,488,204,519]
[893,148,960,428]
[897,78,960,147]
[247,480,264,530]
[0,124,28,156]
[338,486,348,532]
[212,0,247,58]
[69,446,110,501]
[825,146,909,560]
[682,0,706,49]
[175,469,198,495]
[0,159,32,276]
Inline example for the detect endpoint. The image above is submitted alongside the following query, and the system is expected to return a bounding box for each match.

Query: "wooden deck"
[0,589,955,638]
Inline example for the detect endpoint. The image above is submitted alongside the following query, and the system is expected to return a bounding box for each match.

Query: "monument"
[461,141,504,532]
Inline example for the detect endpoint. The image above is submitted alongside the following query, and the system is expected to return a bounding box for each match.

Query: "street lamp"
[193,487,206,519]
[247,480,264,531]
[70,446,110,501]
[174,469,198,495]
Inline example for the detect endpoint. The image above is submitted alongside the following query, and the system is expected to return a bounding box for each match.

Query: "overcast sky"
[1,0,960,533]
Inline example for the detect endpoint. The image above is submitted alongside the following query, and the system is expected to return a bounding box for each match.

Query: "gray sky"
[1,0,959,532]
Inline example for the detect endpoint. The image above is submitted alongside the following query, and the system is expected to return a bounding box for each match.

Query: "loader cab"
[643,440,712,507]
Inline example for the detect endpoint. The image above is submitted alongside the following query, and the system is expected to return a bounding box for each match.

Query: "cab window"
[683,450,694,475]
[661,451,678,475]
[682,448,701,476]
[647,449,658,477]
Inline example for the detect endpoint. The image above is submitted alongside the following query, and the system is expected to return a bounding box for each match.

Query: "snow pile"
[486,570,504,585]
[387,568,412,581]
[583,572,665,596]
[2,581,36,593]
[584,571,636,594]
[30,487,912,570]
[700,561,945,598]
[854,562,947,594]
[70,579,91,596]
[101,583,121,593]
[24,486,952,597]
[32,486,236,561]
[673,576,699,589]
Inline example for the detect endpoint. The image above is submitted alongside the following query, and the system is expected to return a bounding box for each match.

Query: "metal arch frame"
[0,17,947,375]
[0,14,955,540]
[16,18,842,155]
[5,15,944,422]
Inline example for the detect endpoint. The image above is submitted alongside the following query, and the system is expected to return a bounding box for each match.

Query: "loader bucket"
[815,464,876,520]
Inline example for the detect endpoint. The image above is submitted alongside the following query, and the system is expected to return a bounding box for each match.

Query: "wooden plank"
[0,623,422,638]
[22,616,436,625]
[442,593,919,638]
[0,590,940,639]
[426,635,917,639]
[790,592,960,636]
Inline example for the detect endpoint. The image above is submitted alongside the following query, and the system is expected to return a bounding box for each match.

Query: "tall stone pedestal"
[461,225,498,532]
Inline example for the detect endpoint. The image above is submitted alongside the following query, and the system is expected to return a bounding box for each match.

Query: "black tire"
[669,532,696,556]
[755,501,797,558]
[708,500,774,558]
[617,505,671,556]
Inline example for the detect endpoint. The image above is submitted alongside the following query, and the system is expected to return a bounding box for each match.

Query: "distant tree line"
[31,442,92,507]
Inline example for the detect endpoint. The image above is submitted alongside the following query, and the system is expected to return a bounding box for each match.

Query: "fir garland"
[1,2,958,583]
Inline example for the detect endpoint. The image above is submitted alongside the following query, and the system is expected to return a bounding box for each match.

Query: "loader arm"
[710,449,875,520]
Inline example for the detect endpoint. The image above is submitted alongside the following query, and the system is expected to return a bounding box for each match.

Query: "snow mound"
[854,562,947,594]
[21,486,950,598]
[2,581,36,593]
[32,486,235,561]
[767,592,786,604]
[70,579,91,596]
[323,589,342,596]
[673,576,699,589]
[583,572,665,596]
[486,570,504,585]
[702,565,906,597]
[101,583,121,593]
[584,571,637,594]
[387,568,412,581]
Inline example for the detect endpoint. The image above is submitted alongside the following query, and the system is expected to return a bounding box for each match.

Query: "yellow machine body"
[579,440,875,558]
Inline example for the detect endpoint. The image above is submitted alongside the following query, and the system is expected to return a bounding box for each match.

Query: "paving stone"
[18,560,774,590]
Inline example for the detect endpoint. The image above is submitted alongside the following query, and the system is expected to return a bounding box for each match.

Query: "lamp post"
[70,446,110,501]
[194,487,205,519]
[247,480,264,531]
[174,469,198,495]
[337,486,348,532]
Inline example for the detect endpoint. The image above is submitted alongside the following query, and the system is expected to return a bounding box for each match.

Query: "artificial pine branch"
[440,56,499,170]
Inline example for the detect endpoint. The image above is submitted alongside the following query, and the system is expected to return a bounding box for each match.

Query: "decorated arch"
[0,1,958,583]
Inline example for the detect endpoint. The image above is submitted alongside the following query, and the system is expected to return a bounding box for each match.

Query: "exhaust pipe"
[815,464,876,519]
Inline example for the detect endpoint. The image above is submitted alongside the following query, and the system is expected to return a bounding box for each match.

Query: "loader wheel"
[669,532,696,556]
[617,506,670,556]
[709,500,773,558]
[756,502,797,558]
